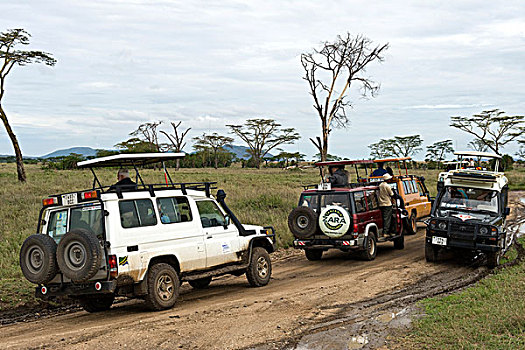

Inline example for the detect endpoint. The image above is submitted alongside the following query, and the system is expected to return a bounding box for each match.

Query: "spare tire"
[20,234,58,284]
[57,229,102,282]
[288,207,318,239]
[318,206,351,238]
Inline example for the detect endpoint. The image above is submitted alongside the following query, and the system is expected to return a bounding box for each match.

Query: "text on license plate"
[61,193,78,205]
[432,236,447,246]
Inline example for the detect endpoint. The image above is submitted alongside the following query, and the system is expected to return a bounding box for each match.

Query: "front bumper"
[36,280,117,299]
[426,228,502,253]
[293,238,360,250]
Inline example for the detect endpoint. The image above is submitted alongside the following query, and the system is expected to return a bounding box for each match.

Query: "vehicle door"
[196,199,241,267]
[365,190,382,233]
[352,191,370,234]
[416,180,432,216]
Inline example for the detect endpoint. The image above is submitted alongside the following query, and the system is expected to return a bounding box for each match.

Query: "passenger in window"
[109,168,137,192]
[371,163,387,177]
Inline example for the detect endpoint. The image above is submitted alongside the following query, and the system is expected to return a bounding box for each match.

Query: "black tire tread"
[288,207,318,239]
[305,249,323,261]
[79,294,115,313]
[188,277,212,289]
[56,229,102,282]
[144,263,180,311]
[360,235,377,261]
[246,247,272,287]
[19,234,58,284]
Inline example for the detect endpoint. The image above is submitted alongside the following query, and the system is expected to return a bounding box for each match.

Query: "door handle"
[206,235,213,239]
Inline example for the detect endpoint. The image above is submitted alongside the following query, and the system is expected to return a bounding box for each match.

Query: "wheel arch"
[146,254,181,276]
[250,237,275,254]
[365,223,378,239]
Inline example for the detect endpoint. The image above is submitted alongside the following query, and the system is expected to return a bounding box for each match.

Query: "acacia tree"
[193,133,234,169]
[0,29,56,182]
[368,135,423,158]
[450,109,524,155]
[227,118,300,169]
[301,33,388,162]
[160,121,191,170]
[130,121,163,151]
[467,138,491,153]
[426,140,454,163]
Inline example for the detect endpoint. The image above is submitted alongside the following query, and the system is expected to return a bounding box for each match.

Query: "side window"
[119,199,157,228]
[353,191,367,213]
[70,205,103,237]
[196,200,227,228]
[157,197,193,224]
[300,194,319,211]
[411,180,419,194]
[47,210,68,243]
[403,180,411,194]
[366,190,379,210]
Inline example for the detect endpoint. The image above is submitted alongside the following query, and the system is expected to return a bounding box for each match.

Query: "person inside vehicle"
[109,168,137,191]
[378,173,399,236]
[328,165,349,187]
[371,162,387,177]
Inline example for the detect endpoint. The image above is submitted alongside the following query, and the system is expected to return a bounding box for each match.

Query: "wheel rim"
[64,242,87,271]
[256,257,269,278]
[157,274,174,301]
[297,215,309,229]
[369,238,376,256]
[26,246,44,274]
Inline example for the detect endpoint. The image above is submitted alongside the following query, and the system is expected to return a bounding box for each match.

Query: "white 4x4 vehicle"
[20,154,275,312]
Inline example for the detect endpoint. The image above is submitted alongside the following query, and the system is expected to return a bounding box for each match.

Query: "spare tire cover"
[318,206,351,238]
[20,234,59,284]
[57,229,102,282]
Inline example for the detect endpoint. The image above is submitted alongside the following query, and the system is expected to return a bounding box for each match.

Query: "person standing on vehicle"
[371,162,387,177]
[109,168,137,191]
[328,165,349,187]
[379,173,396,236]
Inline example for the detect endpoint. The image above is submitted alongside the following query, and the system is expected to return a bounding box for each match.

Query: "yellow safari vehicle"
[366,157,432,234]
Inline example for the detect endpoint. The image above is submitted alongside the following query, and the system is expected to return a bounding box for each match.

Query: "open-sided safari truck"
[288,160,407,261]
[19,153,275,312]
[366,157,432,234]
[426,151,511,268]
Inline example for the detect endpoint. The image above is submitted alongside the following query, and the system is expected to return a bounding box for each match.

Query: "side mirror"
[504,207,511,216]
[223,215,230,228]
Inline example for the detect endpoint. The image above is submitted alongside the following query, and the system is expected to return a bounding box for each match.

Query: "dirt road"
[0,227,487,350]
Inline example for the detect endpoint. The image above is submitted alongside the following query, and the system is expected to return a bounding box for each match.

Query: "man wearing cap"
[378,173,395,236]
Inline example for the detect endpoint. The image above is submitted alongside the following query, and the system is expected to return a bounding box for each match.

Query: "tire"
[144,263,180,311]
[20,234,58,284]
[305,249,323,261]
[393,233,405,250]
[486,251,501,269]
[360,235,377,261]
[246,247,272,287]
[288,207,318,239]
[57,229,102,282]
[425,242,439,262]
[78,294,115,313]
[403,212,417,235]
[188,276,212,289]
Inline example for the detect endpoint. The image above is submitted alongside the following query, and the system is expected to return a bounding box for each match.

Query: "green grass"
[405,240,525,349]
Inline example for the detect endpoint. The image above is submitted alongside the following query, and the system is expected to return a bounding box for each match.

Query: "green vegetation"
[406,241,525,349]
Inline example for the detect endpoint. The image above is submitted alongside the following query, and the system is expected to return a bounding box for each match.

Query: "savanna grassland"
[0,163,524,310]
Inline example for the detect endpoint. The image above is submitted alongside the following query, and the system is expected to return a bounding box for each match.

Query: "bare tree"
[467,139,491,153]
[450,109,524,155]
[369,135,423,158]
[0,29,56,182]
[301,33,388,162]
[160,121,191,170]
[426,140,454,163]
[193,133,234,169]
[227,119,300,169]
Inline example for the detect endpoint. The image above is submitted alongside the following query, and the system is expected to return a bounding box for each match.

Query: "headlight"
[479,226,488,235]
[438,221,447,230]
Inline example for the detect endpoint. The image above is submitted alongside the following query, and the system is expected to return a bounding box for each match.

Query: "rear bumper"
[293,238,360,250]
[426,229,501,253]
[36,280,117,299]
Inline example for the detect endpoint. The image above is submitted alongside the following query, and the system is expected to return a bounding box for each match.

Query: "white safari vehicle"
[20,153,275,312]
[427,151,511,267]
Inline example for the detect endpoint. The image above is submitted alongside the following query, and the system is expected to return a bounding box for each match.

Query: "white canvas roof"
[454,151,501,159]
[77,153,185,168]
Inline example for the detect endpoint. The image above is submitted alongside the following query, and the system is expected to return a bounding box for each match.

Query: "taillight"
[81,190,98,201]
[42,197,58,206]
[108,255,118,278]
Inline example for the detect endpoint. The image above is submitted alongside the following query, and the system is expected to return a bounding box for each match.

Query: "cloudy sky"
[1,0,524,159]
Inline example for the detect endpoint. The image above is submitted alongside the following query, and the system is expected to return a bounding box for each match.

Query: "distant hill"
[41,147,99,159]
[223,145,274,160]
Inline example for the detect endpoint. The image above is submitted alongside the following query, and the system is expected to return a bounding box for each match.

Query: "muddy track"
[1,192,522,350]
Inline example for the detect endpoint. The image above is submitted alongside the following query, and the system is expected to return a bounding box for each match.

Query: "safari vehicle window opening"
[119,199,158,228]
[196,199,228,228]
[353,191,367,213]
[156,196,193,224]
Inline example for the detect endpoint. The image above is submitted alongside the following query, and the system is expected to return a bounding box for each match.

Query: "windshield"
[437,187,499,216]
[300,193,350,212]
[46,204,103,243]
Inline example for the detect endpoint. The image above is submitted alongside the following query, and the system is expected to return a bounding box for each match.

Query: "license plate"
[432,236,447,246]
[61,193,78,205]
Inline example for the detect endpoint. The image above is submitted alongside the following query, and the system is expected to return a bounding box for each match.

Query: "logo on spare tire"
[323,208,346,230]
